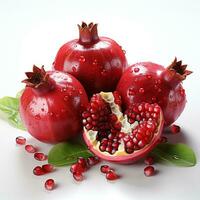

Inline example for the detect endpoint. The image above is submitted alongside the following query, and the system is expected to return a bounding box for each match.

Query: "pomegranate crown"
[167,57,192,80]
[22,65,53,91]
[78,22,99,44]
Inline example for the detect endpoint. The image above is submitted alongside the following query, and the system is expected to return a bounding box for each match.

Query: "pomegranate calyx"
[22,65,54,93]
[78,22,99,45]
[167,57,192,81]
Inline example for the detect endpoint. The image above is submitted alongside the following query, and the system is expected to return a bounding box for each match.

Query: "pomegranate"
[53,22,127,96]
[16,136,26,145]
[106,170,119,181]
[44,179,55,190]
[170,124,181,134]
[116,58,192,126]
[82,92,164,163]
[144,166,155,177]
[20,65,88,143]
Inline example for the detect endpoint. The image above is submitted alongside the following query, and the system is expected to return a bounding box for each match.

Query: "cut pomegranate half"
[83,92,164,164]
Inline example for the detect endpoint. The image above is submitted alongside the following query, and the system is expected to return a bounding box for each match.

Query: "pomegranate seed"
[100,165,112,173]
[144,157,154,165]
[78,157,88,169]
[33,166,45,176]
[45,179,55,190]
[106,171,118,181]
[73,172,84,181]
[42,164,54,173]
[87,156,100,166]
[25,144,37,153]
[70,163,85,173]
[160,136,168,143]
[34,152,47,161]
[16,136,26,145]
[144,166,155,177]
[170,124,181,134]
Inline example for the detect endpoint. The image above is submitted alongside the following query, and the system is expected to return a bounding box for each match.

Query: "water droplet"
[147,75,152,79]
[62,87,67,92]
[154,85,158,90]
[64,96,69,101]
[92,59,98,65]
[158,88,162,93]
[172,155,179,160]
[68,91,73,96]
[101,69,107,76]
[48,112,54,116]
[79,56,85,63]
[139,88,144,93]
[78,89,83,95]
[134,67,140,73]
[34,115,41,120]
[72,66,77,72]
[134,78,138,82]
[180,88,185,96]
[123,50,126,54]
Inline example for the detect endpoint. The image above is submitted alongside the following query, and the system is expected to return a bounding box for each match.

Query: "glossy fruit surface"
[83,92,164,164]
[44,179,55,190]
[116,58,192,126]
[20,66,88,143]
[53,22,127,96]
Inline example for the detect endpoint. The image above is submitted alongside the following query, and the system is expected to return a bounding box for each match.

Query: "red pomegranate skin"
[53,22,127,96]
[20,69,88,143]
[116,61,190,126]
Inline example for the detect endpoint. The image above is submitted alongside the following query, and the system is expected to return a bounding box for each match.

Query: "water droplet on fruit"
[139,88,144,93]
[35,115,41,120]
[92,59,98,65]
[147,75,152,79]
[64,96,69,101]
[154,85,158,90]
[134,67,140,73]
[101,69,108,76]
[134,78,138,82]
[158,88,162,93]
[79,56,85,63]
[48,112,54,116]
[62,87,67,92]
[78,89,83,95]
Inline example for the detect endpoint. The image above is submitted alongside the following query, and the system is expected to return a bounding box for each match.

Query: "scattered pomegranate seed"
[144,166,155,177]
[87,156,100,166]
[25,144,37,153]
[77,157,88,170]
[33,166,45,176]
[34,152,47,161]
[16,136,26,145]
[144,157,154,165]
[100,165,112,174]
[42,164,54,173]
[106,170,119,181]
[170,124,181,134]
[45,179,55,190]
[73,172,84,181]
[70,163,85,174]
[160,136,168,143]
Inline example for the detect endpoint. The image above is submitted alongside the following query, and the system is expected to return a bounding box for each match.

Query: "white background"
[0,0,200,199]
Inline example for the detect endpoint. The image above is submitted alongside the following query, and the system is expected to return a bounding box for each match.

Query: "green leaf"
[151,143,196,167]
[48,142,93,166]
[0,96,26,130]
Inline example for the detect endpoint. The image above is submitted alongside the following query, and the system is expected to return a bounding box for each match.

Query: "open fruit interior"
[83,92,164,162]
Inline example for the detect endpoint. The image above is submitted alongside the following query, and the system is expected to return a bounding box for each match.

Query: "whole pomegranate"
[82,91,164,163]
[20,65,88,143]
[53,22,127,96]
[116,58,192,126]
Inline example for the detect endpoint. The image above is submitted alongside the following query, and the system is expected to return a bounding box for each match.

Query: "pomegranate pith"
[53,22,127,96]
[116,58,192,126]
[83,92,164,164]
